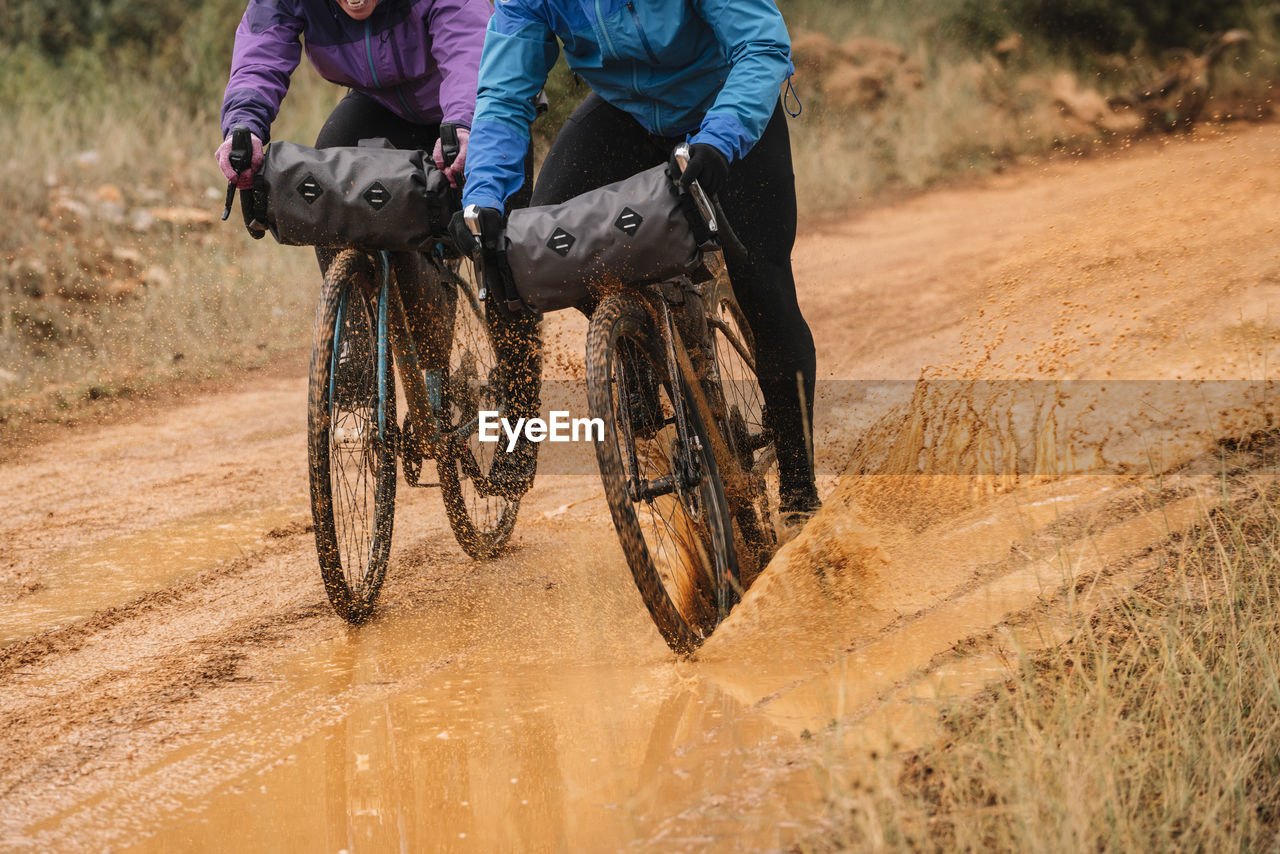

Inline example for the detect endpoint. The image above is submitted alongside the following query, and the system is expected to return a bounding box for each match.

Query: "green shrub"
[950,0,1252,56]
[6,0,185,60]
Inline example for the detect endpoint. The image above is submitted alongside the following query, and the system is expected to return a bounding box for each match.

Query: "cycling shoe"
[484,441,537,500]
[779,482,822,530]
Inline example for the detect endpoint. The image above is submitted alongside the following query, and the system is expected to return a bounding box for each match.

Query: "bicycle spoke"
[329,297,382,591]
[709,292,779,572]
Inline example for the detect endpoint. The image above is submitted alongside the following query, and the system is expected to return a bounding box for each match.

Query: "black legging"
[531,93,818,497]
[314,91,543,436]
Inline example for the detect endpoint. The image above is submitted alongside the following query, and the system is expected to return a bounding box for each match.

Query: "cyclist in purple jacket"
[215,0,542,498]
[215,0,492,189]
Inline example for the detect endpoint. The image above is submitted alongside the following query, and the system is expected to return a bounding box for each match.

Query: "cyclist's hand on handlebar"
[432,126,469,189]
[448,205,504,255]
[674,142,729,196]
[215,132,264,189]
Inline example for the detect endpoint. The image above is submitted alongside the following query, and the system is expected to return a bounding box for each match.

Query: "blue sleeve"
[461,2,559,210]
[687,0,791,161]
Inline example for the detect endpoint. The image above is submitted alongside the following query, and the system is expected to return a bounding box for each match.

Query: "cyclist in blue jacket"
[459,0,821,521]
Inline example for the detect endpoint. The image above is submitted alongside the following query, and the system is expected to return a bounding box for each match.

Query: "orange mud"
[4,123,1280,851]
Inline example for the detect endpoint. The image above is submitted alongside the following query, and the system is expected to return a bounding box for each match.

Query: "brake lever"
[672,142,718,235]
[439,122,461,168]
[464,204,491,302]
[221,184,236,222]
[221,126,253,222]
[464,204,524,313]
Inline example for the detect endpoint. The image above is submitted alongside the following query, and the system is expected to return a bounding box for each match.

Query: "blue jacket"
[462,0,792,210]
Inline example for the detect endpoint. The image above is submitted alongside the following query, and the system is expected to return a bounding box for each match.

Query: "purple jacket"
[220,0,491,141]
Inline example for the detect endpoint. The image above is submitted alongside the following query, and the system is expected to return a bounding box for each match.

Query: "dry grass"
[817,465,1280,851]
[3,2,1277,424]
[0,52,340,427]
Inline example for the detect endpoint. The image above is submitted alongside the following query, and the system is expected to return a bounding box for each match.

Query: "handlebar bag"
[503,164,705,314]
[254,139,452,251]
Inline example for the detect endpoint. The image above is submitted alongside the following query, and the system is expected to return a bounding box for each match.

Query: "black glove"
[448,205,504,256]
[674,143,730,196]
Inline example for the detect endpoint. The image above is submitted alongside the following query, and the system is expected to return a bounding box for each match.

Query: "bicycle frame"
[345,249,491,485]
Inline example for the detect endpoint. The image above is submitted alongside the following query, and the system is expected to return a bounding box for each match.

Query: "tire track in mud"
[0,531,324,829]
[0,512,495,848]
[4,123,1280,850]
[0,535,313,678]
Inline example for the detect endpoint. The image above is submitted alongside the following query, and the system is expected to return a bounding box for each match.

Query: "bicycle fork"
[326,266,391,451]
[657,298,743,618]
[657,300,704,496]
[622,303,698,505]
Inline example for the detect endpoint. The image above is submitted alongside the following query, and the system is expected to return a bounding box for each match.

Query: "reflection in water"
[132,641,822,853]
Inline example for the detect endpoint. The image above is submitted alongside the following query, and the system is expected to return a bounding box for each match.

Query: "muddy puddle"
[93,476,1213,854]
[102,541,831,853]
[125,657,818,852]
[734,490,1214,741]
[0,501,308,646]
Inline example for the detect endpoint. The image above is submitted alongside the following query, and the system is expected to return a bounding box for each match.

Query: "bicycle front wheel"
[586,294,738,654]
[308,250,397,623]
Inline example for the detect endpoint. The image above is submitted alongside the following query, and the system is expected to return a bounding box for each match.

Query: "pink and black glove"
[215,132,264,189]
[432,126,469,189]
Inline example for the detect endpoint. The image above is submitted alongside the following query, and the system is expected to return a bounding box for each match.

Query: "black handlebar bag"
[250,139,452,251]
[503,164,708,314]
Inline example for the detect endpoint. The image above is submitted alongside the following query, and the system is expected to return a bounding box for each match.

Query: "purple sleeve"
[219,0,305,141]
[424,0,492,129]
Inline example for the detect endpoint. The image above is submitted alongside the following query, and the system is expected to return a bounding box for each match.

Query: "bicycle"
[582,145,780,653]
[224,125,522,623]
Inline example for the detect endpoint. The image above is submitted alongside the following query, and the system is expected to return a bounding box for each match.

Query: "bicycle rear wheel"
[308,250,397,623]
[708,286,779,580]
[586,294,738,654]
[436,259,519,559]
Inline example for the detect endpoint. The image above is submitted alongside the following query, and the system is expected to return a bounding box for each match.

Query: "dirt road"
[3,123,1280,851]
